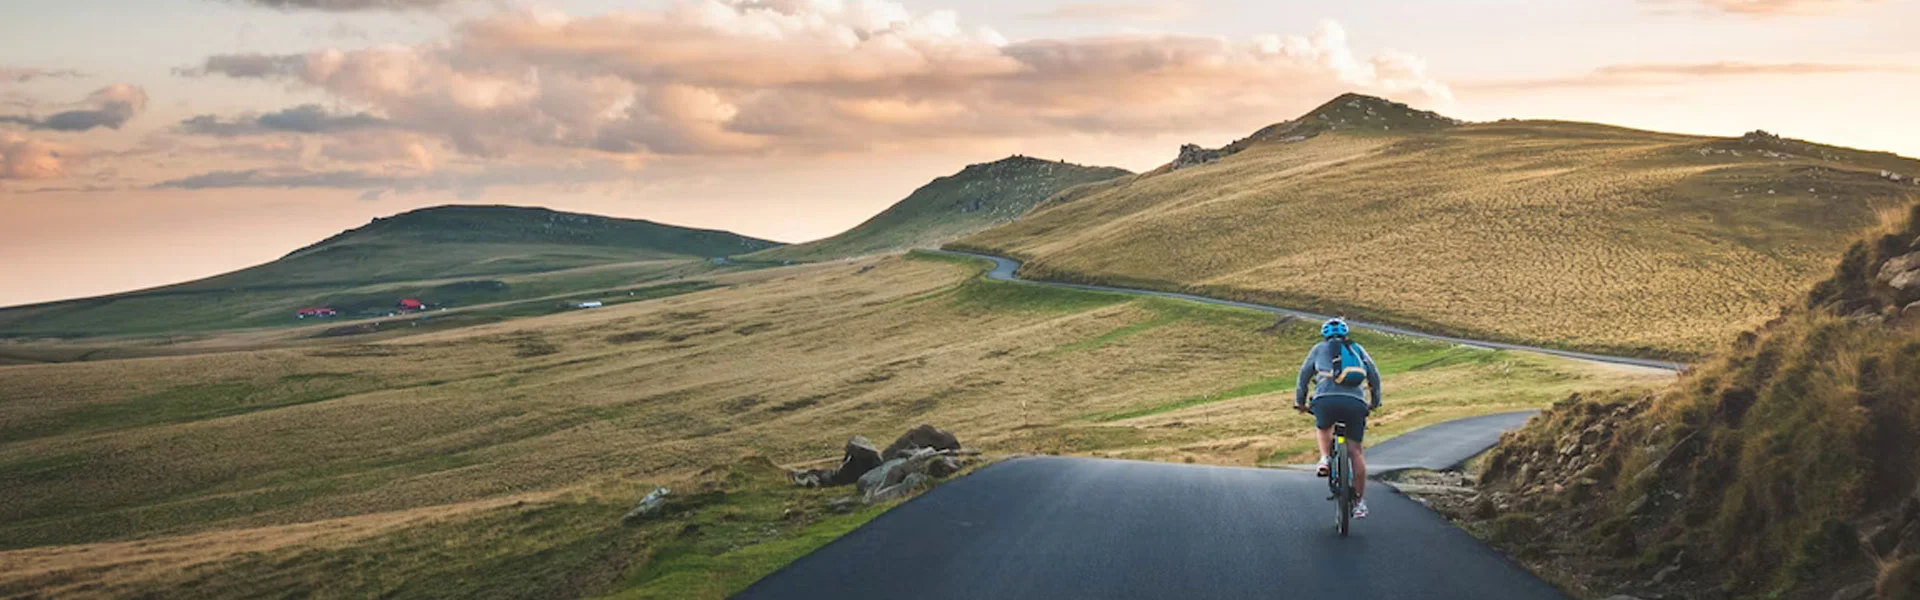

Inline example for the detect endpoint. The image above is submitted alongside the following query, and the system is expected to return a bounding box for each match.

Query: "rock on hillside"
[746,156,1129,262]
[1167,93,1459,170]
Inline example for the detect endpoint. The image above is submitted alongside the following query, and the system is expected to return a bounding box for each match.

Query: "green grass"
[945,278,1129,313]
[606,506,886,599]
[0,378,372,444]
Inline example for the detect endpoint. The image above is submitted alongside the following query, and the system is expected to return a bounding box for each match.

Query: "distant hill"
[746,156,1129,263]
[954,93,1920,357]
[0,205,780,337]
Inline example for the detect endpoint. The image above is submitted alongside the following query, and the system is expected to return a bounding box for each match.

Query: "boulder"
[1878,252,1920,288]
[857,458,907,495]
[621,487,671,525]
[866,473,931,504]
[883,424,961,459]
[791,436,884,488]
[1830,581,1875,600]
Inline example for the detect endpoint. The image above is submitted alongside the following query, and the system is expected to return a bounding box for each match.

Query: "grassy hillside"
[0,205,781,338]
[954,94,1920,358]
[745,156,1128,263]
[0,253,1666,598]
[1458,203,1920,599]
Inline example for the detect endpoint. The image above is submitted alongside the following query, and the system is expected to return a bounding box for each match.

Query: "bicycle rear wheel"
[1335,441,1352,537]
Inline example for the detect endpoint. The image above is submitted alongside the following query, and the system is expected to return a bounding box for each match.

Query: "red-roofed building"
[397,298,425,311]
[296,307,338,319]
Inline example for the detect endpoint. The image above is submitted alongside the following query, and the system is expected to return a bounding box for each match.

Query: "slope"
[0,252,1667,598]
[0,205,782,337]
[1456,202,1920,599]
[746,156,1128,263]
[954,94,1920,358]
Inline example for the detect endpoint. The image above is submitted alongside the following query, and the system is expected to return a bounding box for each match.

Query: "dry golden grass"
[956,122,1920,358]
[0,253,1668,597]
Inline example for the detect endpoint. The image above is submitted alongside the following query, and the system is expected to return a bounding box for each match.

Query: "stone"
[1829,581,1874,600]
[1651,563,1682,584]
[857,458,906,494]
[621,487,671,525]
[1878,252,1920,285]
[865,473,931,503]
[883,424,961,460]
[927,456,963,478]
[1893,270,1920,291]
[1170,144,1225,170]
[790,435,884,488]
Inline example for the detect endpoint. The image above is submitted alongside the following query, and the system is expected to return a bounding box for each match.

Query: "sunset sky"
[2,0,1916,307]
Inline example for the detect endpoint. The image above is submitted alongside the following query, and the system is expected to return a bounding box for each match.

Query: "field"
[955,121,1920,359]
[0,252,1668,598]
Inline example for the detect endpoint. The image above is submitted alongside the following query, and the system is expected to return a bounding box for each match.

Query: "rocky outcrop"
[857,447,965,502]
[1170,144,1224,170]
[1877,251,1920,291]
[792,425,975,505]
[621,487,672,525]
[883,424,961,459]
[789,436,884,487]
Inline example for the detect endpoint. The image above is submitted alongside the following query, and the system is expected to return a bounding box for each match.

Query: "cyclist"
[1294,317,1382,519]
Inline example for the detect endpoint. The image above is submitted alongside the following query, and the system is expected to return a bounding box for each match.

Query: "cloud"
[177,104,391,136]
[0,84,149,131]
[1028,2,1192,21]
[0,67,86,83]
[152,161,627,195]
[175,53,309,78]
[225,0,461,11]
[1465,61,1914,92]
[1645,0,1884,15]
[0,132,71,180]
[1595,62,1915,76]
[180,1,1449,172]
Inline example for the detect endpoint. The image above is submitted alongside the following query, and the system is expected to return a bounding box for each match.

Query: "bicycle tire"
[1336,439,1351,537]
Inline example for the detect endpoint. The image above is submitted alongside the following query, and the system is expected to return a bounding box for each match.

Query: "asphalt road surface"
[1366,411,1538,474]
[932,249,1685,372]
[738,456,1564,599]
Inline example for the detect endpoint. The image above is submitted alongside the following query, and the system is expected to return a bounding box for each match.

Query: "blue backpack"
[1326,340,1369,386]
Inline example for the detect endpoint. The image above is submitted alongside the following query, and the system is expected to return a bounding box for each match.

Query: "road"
[739,455,1564,599]
[932,250,1685,372]
[1366,411,1538,474]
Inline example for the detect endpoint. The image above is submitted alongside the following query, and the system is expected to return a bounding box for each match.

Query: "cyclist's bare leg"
[1351,445,1367,499]
[1315,427,1333,458]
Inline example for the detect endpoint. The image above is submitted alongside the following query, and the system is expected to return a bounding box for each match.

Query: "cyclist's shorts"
[1311,395,1370,443]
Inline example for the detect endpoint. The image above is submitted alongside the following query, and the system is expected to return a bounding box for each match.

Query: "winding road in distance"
[737,250,1685,599]
[933,249,1686,372]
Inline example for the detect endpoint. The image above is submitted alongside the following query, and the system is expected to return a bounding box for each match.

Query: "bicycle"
[1296,404,1358,536]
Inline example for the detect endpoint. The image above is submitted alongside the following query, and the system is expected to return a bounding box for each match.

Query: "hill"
[0,205,781,338]
[745,156,1129,263]
[1452,203,1920,599]
[953,93,1920,358]
[0,253,1665,597]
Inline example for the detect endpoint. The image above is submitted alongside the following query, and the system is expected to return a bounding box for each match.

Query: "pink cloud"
[0,132,72,180]
[1645,0,1885,15]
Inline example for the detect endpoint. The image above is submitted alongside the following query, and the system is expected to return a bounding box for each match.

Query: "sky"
[1,0,1916,307]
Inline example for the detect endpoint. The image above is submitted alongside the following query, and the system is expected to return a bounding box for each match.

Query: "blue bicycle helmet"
[1320,318,1350,339]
